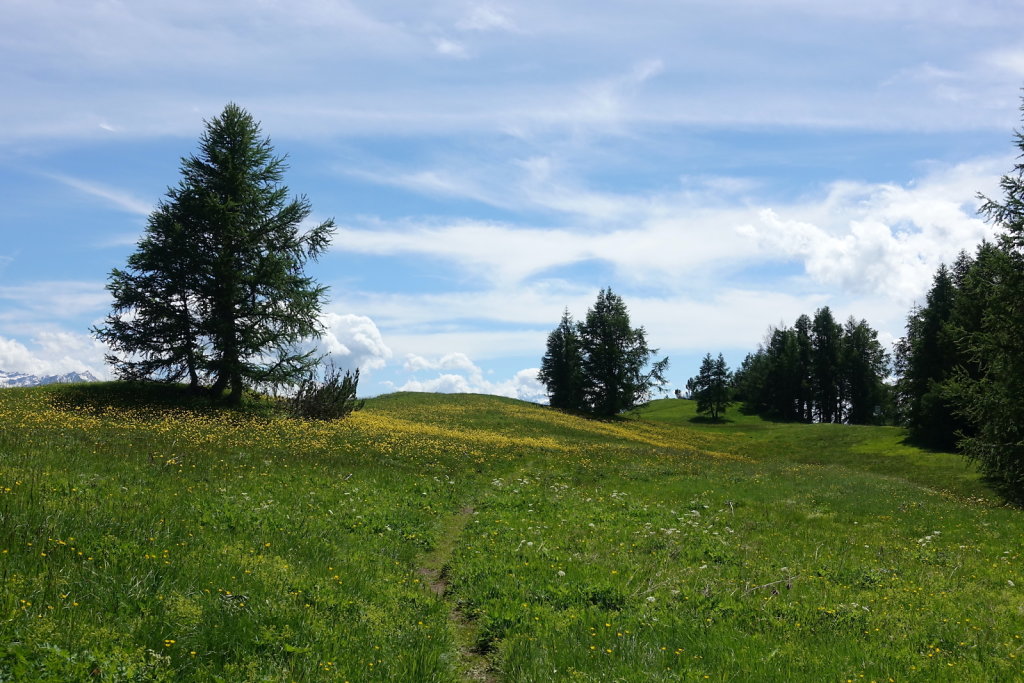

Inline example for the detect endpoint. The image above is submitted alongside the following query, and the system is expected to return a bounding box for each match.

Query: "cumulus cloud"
[738,159,1001,304]
[399,368,546,402]
[0,331,108,377]
[398,350,545,402]
[317,312,392,372]
[491,368,547,403]
[403,352,478,373]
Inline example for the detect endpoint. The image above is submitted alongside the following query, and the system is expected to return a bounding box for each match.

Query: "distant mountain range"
[0,370,101,388]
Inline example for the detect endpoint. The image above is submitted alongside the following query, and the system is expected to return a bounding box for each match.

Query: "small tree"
[93,103,336,404]
[538,309,586,412]
[688,353,732,420]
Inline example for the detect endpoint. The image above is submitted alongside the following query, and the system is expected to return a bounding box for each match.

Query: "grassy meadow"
[1,384,1022,681]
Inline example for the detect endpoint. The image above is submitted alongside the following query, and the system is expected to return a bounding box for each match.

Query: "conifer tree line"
[539,288,669,417]
[893,115,1024,492]
[731,308,890,425]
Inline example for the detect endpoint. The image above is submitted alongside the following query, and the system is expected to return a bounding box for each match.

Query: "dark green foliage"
[894,96,1024,495]
[811,307,842,423]
[940,111,1024,492]
[733,309,889,424]
[793,314,815,422]
[841,317,890,425]
[287,364,364,420]
[93,205,206,388]
[538,309,586,412]
[894,264,964,449]
[687,353,732,420]
[538,288,669,416]
[93,104,335,405]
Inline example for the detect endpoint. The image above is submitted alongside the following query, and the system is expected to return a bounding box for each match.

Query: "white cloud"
[338,155,997,313]
[738,158,1001,304]
[456,5,516,32]
[2,0,1022,144]
[328,154,1008,391]
[0,337,42,375]
[434,38,469,58]
[403,352,479,373]
[332,206,759,289]
[46,173,152,216]
[398,351,545,402]
[0,281,109,321]
[317,312,392,372]
[0,332,107,377]
[400,373,477,394]
[492,368,547,402]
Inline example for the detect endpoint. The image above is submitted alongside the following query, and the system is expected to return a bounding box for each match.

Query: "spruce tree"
[841,317,889,425]
[538,309,586,412]
[945,110,1024,492]
[93,103,336,404]
[811,307,843,423]
[793,314,815,422]
[895,264,961,447]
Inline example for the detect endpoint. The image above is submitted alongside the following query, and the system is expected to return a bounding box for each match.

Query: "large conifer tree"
[94,104,335,404]
[945,107,1024,493]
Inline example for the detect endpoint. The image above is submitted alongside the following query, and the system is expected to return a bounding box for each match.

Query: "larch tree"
[93,103,336,404]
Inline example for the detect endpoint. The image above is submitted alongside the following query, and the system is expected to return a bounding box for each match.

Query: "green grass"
[1,388,1021,681]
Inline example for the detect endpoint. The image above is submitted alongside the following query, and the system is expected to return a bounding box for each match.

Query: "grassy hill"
[1,386,1021,681]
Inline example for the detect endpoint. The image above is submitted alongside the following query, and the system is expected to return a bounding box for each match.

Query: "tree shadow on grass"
[47,381,278,417]
[688,415,735,424]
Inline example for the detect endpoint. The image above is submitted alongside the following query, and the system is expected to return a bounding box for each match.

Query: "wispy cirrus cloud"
[45,173,153,216]
[0,281,109,321]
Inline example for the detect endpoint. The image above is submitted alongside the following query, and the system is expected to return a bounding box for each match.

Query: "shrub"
[286,363,363,420]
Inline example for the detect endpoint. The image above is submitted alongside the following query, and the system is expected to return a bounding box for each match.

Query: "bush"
[286,363,363,420]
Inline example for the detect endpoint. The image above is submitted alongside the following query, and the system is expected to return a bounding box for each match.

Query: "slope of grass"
[0,387,1021,681]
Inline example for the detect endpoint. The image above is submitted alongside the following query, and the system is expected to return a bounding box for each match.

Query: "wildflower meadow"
[1,385,1021,681]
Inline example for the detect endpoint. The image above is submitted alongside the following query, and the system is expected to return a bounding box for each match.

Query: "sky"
[2,0,1023,400]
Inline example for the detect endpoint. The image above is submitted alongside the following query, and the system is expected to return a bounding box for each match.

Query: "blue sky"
[2,0,1022,399]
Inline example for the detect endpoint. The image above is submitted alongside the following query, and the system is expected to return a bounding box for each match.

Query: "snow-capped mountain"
[0,370,101,388]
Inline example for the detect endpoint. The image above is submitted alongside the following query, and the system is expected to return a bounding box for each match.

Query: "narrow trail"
[417,504,497,682]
